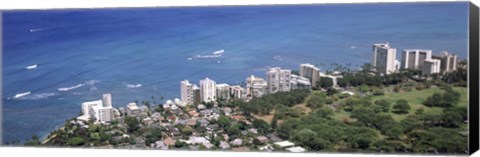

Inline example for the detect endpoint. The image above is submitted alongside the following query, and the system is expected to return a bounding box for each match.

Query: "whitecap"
[194,49,225,59]
[212,49,224,55]
[85,80,100,85]
[25,64,38,70]
[13,91,31,99]
[29,28,44,32]
[90,87,98,91]
[13,92,56,100]
[350,46,357,49]
[126,84,142,88]
[273,55,283,61]
[28,93,56,100]
[58,84,84,92]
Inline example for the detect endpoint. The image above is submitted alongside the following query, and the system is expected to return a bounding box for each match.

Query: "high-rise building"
[216,84,230,100]
[246,75,268,98]
[290,74,311,90]
[90,106,114,123]
[102,93,112,107]
[299,63,320,87]
[438,51,458,73]
[372,42,398,75]
[199,78,216,103]
[266,67,292,94]
[229,85,245,99]
[79,94,115,123]
[192,85,201,105]
[180,80,194,105]
[81,100,103,117]
[401,49,432,70]
[422,59,442,75]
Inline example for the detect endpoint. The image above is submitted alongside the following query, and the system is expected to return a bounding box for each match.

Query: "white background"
[0,0,479,157]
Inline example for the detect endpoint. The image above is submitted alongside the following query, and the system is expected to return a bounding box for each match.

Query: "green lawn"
[369,86,468,121]
[287,86,467,122]
[333,110,352,122]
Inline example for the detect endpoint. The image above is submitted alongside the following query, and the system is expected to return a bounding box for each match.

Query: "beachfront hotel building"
[372,42,398,75]
[299,63,320,87]
[246,75,268,98]
[80,100,102,120]
[266,67,292,94]
[89,105,114,123]
[181,80,194,105]
[401,49,432,70]
[200,77,217,103]
[216,83,230,100]
[422,59,442,75]
[78,94,115,123]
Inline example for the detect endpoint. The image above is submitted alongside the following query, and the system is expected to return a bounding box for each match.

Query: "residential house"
[256,136,269,143]
[163,136,176,146]
[230,138,243,146]
[186,119,197,126]
[219,141,230,149]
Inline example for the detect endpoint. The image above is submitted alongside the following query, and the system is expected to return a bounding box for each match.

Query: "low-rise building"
[126,102,141,117]
[274,141,295,148]
[219,141,230,149]
[230,138,243,146]
[286,146,306,153]
[256,136,269,143]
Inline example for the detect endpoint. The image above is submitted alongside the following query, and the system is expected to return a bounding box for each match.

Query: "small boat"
[25,64,38,70]
[14,91,31,99]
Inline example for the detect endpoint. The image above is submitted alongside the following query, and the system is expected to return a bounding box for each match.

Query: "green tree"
[400,116,423,133]
[271,117,278,129]
[67,137,85,146]
[442,110,464,128]
[374,99,391,112]
[306,92,326,109]
[318,77,334,89]
[291,129,317,149]
[24,134,41,146]
[315,107,334,119]
[226,124,241,136]
[392,99,410,114]
[217,115,231,128]
[181,126,193,135]
[252,119,270,134]
[124,116,140,133]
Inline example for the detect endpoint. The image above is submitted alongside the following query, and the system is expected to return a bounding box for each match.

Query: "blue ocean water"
[1,2,468,143]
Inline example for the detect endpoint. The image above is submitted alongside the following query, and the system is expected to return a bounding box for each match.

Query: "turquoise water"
[1,2,468,143]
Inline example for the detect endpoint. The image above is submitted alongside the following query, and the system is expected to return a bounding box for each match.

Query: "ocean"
[1,2,468,144]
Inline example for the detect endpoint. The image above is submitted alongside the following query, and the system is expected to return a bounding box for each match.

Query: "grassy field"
[369,86,468,121]
[253,86,467,123]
